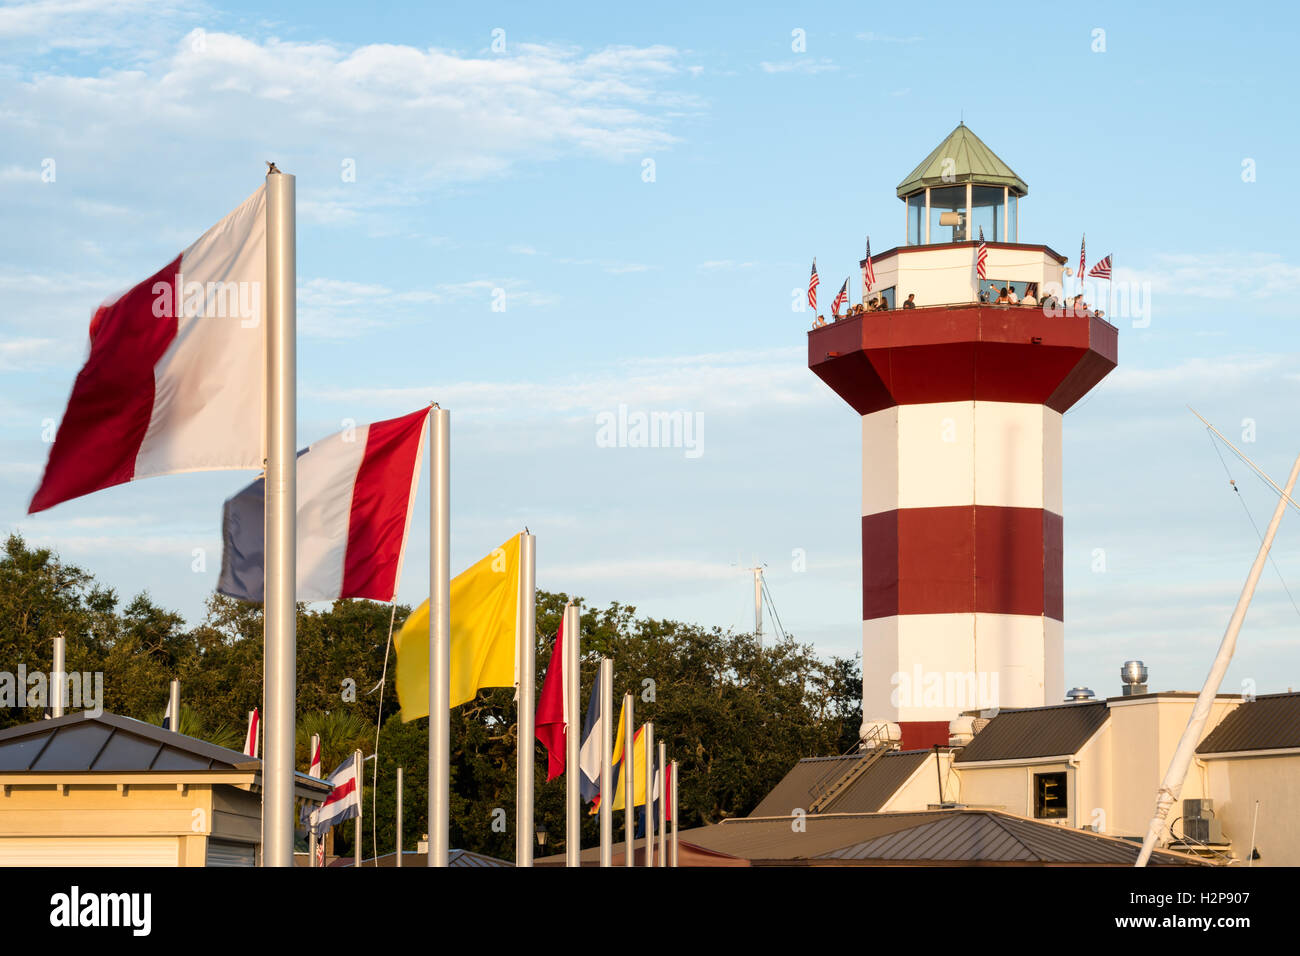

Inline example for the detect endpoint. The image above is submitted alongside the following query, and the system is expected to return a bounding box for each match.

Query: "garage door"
[0,837,179,866]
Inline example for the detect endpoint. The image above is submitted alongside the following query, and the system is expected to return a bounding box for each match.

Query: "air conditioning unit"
[1183,799,1224,845]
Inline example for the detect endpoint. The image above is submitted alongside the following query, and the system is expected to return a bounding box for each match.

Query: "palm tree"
[297,710,371,771]
[144,704,244,751]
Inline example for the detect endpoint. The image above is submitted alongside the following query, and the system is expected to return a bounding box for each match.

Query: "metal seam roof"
[1196,692,1300,754]
[896,123,1028,198]
[953,701,1110,763]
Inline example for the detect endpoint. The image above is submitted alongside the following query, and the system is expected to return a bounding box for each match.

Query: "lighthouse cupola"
[898,122,1028,246]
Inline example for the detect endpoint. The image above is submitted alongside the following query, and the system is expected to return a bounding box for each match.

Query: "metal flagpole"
[644,722,654,867]
[599,658,613,867]
[168,679,180,731]
[308,731,320,868]
[623,693,634,866]
[670,759,679,867]
[428,406,451,867]
[354,748,363,868]
[264,167,297,868]
[564,601,581,866]
[657,740,667,867]
[1136,451,1300,866]
[396,766,403,868]
[516,531,537,866]
[52,634,65,717]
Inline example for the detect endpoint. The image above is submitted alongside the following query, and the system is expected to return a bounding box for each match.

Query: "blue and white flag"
[577,666,604,802]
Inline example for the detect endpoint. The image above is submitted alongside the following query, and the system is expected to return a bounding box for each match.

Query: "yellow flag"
[394,534,521,719]
[610,724,649,812]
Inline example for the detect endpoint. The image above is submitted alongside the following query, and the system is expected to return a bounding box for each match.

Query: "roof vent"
[1065,687,1096,702]
[1121,660,1149,697]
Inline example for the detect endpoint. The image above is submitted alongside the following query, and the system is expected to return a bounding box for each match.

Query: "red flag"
[535,616,566,780]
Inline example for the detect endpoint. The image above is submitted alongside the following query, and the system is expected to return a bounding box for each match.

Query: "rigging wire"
[1205,427,1300,620]
[760,574,789,644]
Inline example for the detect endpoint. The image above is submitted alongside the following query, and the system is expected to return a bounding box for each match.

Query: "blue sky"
[2,0,1299,700]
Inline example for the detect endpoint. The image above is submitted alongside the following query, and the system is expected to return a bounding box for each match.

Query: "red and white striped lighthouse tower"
[809,125,1117,750]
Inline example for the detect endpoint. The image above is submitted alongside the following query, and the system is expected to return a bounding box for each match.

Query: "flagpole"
[564,601,581,866]
[308,731,321,868]
[52,634,65,717]
[1136,452,1300,866]
[623,693,634,866]
[396,766,403,868]
[644,721,654,867]
[263,167,297,868]
[670,759,679,867]
[427,406,451,867]
[516,531,537,866]
[168,678,179,731]
[354,748,363,868]
[598,658,613,867]
[657,740,667,867]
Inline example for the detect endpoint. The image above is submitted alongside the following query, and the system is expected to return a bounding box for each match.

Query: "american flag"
[862,238,876,293]
[1078,234,1086,284]
[1088,255,1112,280]
[976,227,988,280]
[831,278,848,315]
[807,259,820,312]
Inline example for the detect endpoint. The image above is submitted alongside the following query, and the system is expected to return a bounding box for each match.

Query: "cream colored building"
[0,711,329,866]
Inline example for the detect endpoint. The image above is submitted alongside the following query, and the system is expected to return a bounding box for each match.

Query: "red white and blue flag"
[831,279,848,316]
[807,259,820,311]
[309,753,361,836]
[218,408,429,603]
[976,227,988,280]
[1078,234,1086,285]
[862,238,876,294]
[577,664,605,802]
[29,187,267,514]
[1088,255,1112,280]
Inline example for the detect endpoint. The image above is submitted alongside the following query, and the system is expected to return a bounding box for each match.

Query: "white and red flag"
[29,187,267,513]
[310,753,362,836]
[217,408,429,603]
[308,737,322,778]
[243,707,260,757]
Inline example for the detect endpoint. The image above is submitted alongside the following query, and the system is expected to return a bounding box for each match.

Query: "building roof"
[688,810,1206,866]
[1197,692,1300,754]
[896,123,1028,199]
[338,849,514,868]
[953,701,1109,763]
[0,711,329,795]
[750,750,931,817]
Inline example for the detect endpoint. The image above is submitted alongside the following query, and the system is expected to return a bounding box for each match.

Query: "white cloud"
[1119,253,1300,301]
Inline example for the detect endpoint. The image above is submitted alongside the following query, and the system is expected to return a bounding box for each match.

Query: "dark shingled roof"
[751,751,932,817]
[689,810,1206,866]
[1197,693,1300,754]
[954,701,1109,763]
[0,712,329,795]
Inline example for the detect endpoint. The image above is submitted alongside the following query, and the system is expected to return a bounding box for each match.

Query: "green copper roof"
[896,123,1028,199]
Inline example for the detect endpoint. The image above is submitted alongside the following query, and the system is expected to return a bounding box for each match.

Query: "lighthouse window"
[907,193,925,245]
[1033,772,1068,819]
[928,186,967,243]
[971,186,1003,245]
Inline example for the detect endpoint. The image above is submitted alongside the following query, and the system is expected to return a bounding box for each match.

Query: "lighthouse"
[809,124,1117,750]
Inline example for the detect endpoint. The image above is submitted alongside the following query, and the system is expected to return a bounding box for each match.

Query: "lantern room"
[898,122,1027,245]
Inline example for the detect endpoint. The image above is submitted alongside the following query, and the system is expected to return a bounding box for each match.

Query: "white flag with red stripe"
[310,753,362,836]
[308,737,322,778]
[29,187,267,513]
[217,408,429,603]
[243,707,260,757]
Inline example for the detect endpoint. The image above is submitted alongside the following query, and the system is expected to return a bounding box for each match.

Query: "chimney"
[1120,660,1149,697]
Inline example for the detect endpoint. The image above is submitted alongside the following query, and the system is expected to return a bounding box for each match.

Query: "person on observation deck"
[1006,286,1019,305]
[903,293,916,309]
[995,287,1010,305]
